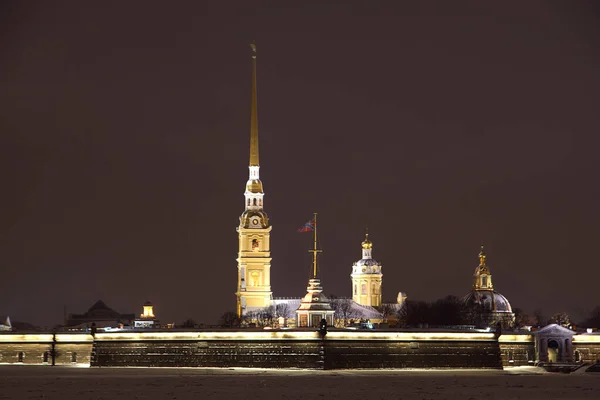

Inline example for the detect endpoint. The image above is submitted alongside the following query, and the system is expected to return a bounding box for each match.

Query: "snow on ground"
[0,366,598,400]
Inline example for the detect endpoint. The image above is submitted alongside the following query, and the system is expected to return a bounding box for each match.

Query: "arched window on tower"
[482,276,488,287]
[253,198,257,206]
[252,239,259,251]
[361,283,367,295]
[259,199,262,206]
[247,199,251,206]
[354,284,357,295]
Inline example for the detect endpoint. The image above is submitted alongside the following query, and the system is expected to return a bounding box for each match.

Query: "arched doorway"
[548,339,560,362]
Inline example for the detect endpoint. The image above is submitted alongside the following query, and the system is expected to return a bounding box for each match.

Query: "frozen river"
[0,366,598,399]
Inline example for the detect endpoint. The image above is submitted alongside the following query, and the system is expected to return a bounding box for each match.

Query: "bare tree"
[513,308,535,328]
[381,303,397,322]
[331,298,357,327]
[219,311,239,328]
[179,319,197,328]
[245,306,277,328]
[549,311,571,327]
[275,303,292,319]
[397,300,430,327]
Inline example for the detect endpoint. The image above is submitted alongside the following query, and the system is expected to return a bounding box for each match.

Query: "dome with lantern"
[462,246,515,328]
[352,233,382,274]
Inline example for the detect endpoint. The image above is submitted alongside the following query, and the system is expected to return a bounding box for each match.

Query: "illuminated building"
[134,301,158,328]
[463,246,515,329]
[0,316,11,331]
[65,300,135,330]
[351,232,383,307]
[236,43,272,317]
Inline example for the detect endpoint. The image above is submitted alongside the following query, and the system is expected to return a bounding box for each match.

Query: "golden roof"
[361,232,373,249]
[246,179,263,193]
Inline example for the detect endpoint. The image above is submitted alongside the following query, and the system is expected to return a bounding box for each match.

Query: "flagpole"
[313,212,318,278]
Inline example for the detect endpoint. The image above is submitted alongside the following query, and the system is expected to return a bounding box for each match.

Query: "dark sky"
[1,1,599,327]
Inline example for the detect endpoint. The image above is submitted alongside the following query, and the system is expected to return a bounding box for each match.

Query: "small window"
[354,284,357,295]
[361,284,367,295]
[17,352,24,363]
[247,199,250,206]
[482,276,488,287]
[252,239,259,251]
[253,198,257,206]
[71,352,77,363]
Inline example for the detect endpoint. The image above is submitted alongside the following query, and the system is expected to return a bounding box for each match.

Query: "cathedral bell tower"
[236,43,272,317]
[351,232,383,307]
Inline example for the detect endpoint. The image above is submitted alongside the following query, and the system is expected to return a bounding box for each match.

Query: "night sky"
[1,1,599,328]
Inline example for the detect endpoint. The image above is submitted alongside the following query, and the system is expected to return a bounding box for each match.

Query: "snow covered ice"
[1,366,598,399]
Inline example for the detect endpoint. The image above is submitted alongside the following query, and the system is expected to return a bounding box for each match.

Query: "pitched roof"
[88,300,115,313]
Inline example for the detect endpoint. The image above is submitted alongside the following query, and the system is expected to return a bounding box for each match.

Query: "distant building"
[0,316,11,331]
[66,300,135,330]
[134,301,158,328]
[351,233,382,307]
[463,246,515,329]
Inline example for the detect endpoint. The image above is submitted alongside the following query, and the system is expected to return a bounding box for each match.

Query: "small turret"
[473,245,493,290]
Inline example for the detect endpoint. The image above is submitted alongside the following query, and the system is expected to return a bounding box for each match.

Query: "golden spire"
[478,245,486,267]
[361,229,373,249]
[249,42,259,167]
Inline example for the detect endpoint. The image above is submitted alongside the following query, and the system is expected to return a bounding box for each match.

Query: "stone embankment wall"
[573,337,600,363]
[91,330,503,369]
[498,334,535,367]
[0,333,93,366]
[5,330,581,369]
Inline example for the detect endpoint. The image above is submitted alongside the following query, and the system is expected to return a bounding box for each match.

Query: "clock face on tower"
[251,218,260,227]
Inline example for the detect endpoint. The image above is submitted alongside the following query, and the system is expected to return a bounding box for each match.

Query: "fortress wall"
[324,340,502,369]
[92,330,502,369]
[573,335,600,363]
[92,330,324,368]
[498,334,535,367]
[3,330,599,368]
[323,331,501,369]
[1,330,556,369]
[94,339,324,368]
[0,333,93,366]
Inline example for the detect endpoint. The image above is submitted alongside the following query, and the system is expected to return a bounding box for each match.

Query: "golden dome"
[361,232,373,249]
[246,179,263,193]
